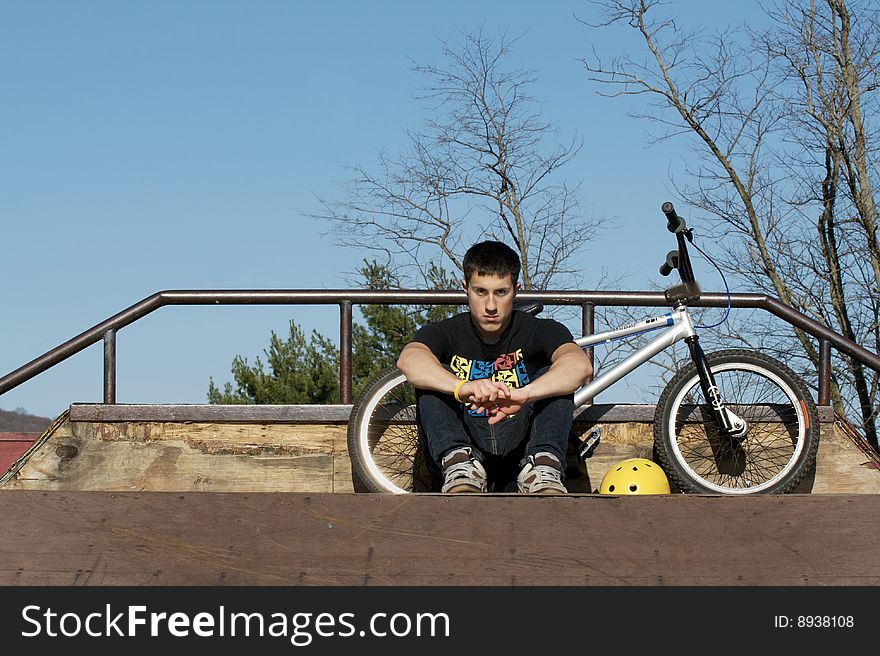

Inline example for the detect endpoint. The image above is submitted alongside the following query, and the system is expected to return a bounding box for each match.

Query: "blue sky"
[0,1,769,418]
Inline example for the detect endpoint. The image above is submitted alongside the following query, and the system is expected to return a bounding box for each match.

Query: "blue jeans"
[416,369,574,492]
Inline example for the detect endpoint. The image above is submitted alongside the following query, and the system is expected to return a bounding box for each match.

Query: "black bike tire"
[653,349,820,494]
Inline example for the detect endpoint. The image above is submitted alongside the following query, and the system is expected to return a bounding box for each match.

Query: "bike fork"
[685,336,744,436]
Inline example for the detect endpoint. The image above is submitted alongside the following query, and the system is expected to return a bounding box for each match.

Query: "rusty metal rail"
[1,289,880,410]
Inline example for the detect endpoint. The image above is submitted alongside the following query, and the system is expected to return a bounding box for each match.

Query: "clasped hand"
[461,379,528,425]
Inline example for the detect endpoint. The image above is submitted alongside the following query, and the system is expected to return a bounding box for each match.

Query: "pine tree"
[208,261,461,404]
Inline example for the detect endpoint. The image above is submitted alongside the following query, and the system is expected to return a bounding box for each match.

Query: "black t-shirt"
[411,310,574,415]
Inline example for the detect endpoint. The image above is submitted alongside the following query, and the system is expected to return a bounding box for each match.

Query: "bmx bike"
[347,202,820,495]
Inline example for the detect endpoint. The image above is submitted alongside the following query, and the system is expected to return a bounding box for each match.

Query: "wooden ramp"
[1,490,878,586]
[2,404,878,588]
[3,403,880,494]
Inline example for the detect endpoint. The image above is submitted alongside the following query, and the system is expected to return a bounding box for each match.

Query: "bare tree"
[310,28,603,291]
[763,0,880,445]
[582,0,880,448]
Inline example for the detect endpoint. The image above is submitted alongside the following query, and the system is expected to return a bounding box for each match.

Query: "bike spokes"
[655,350,818,494]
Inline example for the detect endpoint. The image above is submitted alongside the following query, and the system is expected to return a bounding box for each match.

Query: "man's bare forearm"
[396,343,460,393]
[520,349,592,403]
[397,342,591,406]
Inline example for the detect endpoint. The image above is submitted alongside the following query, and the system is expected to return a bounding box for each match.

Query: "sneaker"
[440,447,487,493]
[517,452,567,494]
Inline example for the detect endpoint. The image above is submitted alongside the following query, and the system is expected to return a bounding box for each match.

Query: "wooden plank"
[5,420,352,493]
[0,490,877,586]
[69,404,355,423]
[4,408,875,494]
[70,402,835,424]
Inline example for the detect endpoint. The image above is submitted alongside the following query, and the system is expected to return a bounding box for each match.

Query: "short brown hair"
[462,241,520,284]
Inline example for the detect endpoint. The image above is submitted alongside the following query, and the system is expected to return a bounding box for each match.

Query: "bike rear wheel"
[347,367,433,493]
[653,349,820,494]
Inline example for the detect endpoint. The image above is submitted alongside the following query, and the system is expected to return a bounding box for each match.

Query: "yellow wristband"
[453,379,466,403]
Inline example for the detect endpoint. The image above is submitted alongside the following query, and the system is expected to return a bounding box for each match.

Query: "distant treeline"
[0,408,51,433]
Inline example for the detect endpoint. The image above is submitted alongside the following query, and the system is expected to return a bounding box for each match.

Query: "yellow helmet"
[599,458,670,494]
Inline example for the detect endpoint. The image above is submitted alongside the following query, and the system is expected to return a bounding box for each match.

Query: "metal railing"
[2,288,880,408]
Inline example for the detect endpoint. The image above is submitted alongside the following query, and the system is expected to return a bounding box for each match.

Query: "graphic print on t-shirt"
[450,349,530,417]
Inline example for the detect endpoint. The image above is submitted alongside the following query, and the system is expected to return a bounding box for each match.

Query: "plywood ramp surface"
[1,491,877,586]
[4,404,879,494]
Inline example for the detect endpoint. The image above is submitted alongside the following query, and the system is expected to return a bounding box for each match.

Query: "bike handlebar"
[658,202,700,302]
[659,201,686,277]
[659,251,678,277]
[662,201,686,234]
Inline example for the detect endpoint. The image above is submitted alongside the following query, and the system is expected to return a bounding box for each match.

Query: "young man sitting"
[396,240,593,493]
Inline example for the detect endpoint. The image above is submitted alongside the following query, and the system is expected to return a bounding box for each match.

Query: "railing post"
[818,339,831,406]
[582,302,595,403]
[581,302,595,368]
[339,301,353,404]
[103,329,116,404]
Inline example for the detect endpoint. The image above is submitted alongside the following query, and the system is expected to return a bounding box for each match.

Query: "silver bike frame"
[572,306,697,408]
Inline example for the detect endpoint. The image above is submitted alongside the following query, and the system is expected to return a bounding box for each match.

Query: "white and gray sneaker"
[517,452,567,494]
[440,447,488,493]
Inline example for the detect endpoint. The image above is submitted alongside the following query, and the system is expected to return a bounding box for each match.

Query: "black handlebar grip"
[661,201,684,233]
[659,249,678,276]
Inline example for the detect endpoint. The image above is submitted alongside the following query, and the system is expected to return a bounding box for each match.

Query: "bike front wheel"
[654,349,820,494]
[347,367,434,493]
